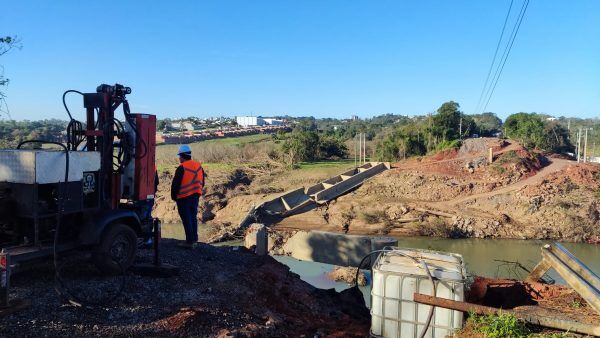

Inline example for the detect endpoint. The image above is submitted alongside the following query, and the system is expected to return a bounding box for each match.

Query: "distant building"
[546,117,557,121]
[170,122,197,131]
[351,115,359,121]
[236,116,265,127]
[263,118,284,126]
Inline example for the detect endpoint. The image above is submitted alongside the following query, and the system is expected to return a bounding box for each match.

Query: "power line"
[473,0,514,114]
[481,0,530,113]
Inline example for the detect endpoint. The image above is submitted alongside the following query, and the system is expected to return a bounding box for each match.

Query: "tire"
[93,223,137,275]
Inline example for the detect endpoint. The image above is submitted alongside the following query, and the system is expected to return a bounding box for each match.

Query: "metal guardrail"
[527,243,600,314]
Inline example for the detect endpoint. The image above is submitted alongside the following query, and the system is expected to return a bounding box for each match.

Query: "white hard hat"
[177,144,192,155]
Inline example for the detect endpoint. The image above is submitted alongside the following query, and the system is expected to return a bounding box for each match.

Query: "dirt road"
[431,158,572,207]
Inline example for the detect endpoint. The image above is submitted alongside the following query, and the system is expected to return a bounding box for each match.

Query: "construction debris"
[327,267,368,286]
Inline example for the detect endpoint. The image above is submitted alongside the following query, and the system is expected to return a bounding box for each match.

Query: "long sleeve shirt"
[170,165,206,200]
[171,166,184,201]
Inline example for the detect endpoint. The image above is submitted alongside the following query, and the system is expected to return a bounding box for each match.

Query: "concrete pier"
[245,229,397,267]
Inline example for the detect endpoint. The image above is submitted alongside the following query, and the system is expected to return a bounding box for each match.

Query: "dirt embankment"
[154,138,599,243]
[153,168,253,224]
[273,139,599,242]
[1,241,370,337]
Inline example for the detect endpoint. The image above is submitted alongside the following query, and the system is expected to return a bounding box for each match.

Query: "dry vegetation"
[155,134,280,172]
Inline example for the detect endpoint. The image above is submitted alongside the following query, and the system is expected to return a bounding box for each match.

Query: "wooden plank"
[525,258,552,283]
[413,293,600,337]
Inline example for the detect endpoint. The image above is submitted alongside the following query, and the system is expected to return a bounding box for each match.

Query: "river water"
[161,223,599,305]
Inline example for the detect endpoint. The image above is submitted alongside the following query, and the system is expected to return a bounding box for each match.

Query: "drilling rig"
[0,84,159,305]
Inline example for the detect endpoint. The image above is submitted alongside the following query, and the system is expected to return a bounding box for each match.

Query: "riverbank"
[151,137,599,244]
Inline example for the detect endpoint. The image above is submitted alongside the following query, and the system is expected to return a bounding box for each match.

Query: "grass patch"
[297,159,355,170]
[467,312,530,338]
[157,133,271,147]
[491,165,506,175]
[496,150,519,164]
[594,172,600,181]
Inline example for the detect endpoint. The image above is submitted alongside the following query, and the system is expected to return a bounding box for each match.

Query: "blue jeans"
[176,194,199,244]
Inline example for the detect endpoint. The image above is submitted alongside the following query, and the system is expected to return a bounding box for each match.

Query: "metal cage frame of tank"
[370,248,467,338]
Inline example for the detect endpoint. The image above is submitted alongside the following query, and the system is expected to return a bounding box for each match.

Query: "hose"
[17,140,126,307]
[62,90,83,121]
[122,99,148,159]
[355,248,437,338]
[62,88,139,174]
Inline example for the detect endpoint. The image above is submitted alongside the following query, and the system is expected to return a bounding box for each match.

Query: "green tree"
[504,113,546,148]
[318,136,348,159]
[431,101,473,141]
[472,112,502,136]
[504,113,573,152]
[281,129,320,164]
[543,121,572,153]
[375,127,426,161]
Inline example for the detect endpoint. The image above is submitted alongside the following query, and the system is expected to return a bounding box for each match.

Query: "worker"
[171,144,205,248]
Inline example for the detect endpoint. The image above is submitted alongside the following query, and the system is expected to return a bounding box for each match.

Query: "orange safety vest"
[176,160,204,199]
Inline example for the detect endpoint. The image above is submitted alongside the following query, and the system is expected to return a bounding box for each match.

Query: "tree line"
[0,119,66,149]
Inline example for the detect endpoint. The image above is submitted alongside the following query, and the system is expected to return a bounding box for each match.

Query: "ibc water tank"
[371,248,466,338]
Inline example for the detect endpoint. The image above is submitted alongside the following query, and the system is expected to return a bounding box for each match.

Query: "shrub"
[434,139,461,152]
[468,312,530,338]
[318,136,348,159]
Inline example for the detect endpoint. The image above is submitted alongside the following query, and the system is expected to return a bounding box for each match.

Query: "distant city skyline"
[1,1,598,121]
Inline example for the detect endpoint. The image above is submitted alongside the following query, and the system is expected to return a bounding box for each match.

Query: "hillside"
[167,138,600,243]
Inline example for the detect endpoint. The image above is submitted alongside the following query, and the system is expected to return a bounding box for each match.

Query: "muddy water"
[395,237,599,284]
[161,224,599,303]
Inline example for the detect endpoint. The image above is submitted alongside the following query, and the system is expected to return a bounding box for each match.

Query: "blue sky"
[1,1,598,120]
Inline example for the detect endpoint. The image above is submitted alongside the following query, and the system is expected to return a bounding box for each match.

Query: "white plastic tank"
[371,248,466,338]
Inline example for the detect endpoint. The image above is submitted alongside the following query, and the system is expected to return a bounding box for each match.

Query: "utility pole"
[459,116,462,139]
[583,128,588,163]
[361,133,365,164]
[354,134,357,167]
[576,129,581,162]
[358,133,361,166]
[364,133,367,164]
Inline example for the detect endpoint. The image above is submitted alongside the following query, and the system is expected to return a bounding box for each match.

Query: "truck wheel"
[93,223,137,275]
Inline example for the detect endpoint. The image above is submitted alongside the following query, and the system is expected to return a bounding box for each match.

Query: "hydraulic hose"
[355,248,437,338]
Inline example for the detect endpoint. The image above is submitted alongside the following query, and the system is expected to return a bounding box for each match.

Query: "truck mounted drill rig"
[0,84,159,306]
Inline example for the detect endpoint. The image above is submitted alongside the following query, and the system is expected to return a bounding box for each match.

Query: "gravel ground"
[0,240,370,337]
